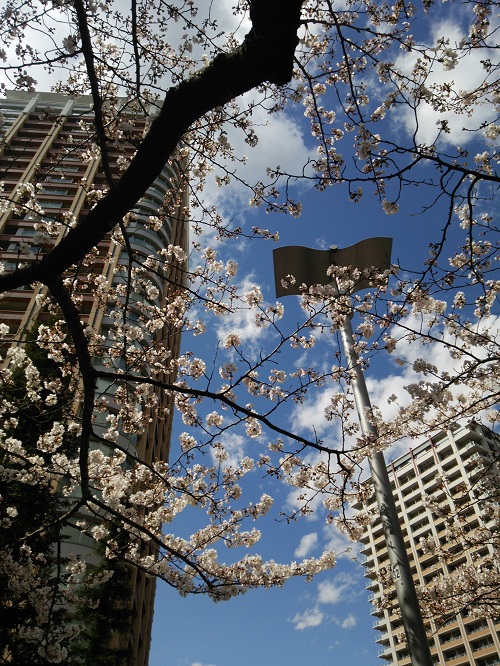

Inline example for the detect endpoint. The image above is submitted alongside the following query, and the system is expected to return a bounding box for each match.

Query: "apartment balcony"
[443,653,470,666]
[360,542,372,556]
[370,604,384,618]
[423,472,441,491]
[399,476,419,495]
[412,520,432,539]
[435,615,459,633]
[408,509,432,535]
[467,625,493,640]
[373,531,386,551]
[129,224,168,254]
[7,137,40,153]
[458,439,482,458]
[471,657,500,666]
[377,646,393,660]
[373,617,386,630]
[471,642,498,660]
[387,608,403,625]
[437,446,455,465]
[375,632,391,645]
[439,633,465,650]
[465,451,483,467]
[361,553,375,567]
[422,559,443,578]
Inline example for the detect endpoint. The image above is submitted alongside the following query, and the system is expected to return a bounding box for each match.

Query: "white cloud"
[287,312,500,466]
[213,273,270,348]
[317,571,359,605]
[210,431,247,470]
[291,386,335,437]
[394,19,498,146]
[211,0,252,39]
[290,607,325,631]
[192,662,217,666]
[294,532,318,558]
[323,522,358,559]
[209,96,314,213]
[286,489,324,522]
[340,613,357,629]
[291,572,361,633]
[317,580,344,605]
[366,312,500,459]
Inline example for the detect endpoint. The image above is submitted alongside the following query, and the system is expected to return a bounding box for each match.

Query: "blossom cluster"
[0,0,498,658]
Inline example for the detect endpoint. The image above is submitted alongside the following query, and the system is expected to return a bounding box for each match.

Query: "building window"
[476,657,500,666]
[440,629,463,644]
[467,619,489,634]
[443,646,467,660]
[472,637,495,651]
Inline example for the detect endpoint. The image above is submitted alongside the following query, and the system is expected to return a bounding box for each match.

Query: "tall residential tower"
[0,90,188,665]
[359,422,500,666]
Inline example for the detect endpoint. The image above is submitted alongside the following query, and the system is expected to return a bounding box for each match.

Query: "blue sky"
[147,135,482,666]
[149,563,378,666]
[145,5,499,659]
[1,2,496,663]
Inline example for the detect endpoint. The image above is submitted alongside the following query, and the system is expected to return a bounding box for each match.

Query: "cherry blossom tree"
[0,0,498,661]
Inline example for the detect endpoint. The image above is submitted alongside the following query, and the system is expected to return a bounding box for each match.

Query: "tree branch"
[0,0,304,293]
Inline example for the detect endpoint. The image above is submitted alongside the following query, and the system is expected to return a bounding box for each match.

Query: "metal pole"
[338,312,433,666]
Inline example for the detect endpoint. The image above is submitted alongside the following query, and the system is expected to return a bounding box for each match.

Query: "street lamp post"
[273,239,433,666]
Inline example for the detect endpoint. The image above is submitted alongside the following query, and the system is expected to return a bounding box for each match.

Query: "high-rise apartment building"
[0,90,188,664]
[358,422,500,666]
